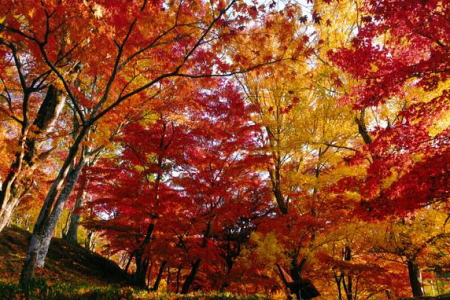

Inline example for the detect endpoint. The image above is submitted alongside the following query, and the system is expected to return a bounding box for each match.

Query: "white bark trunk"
[36,156,86,266]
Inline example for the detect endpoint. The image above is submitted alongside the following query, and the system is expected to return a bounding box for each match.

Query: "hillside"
[0,225,128,285]
[2,226,450,299]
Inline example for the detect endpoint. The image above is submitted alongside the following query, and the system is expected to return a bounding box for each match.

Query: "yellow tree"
[0,0,302,284]
[365,208,450,297]
[234,9,359,295]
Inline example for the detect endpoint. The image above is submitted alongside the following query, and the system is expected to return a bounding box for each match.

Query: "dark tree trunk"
[134,250,150,287]
[124,251,135,274]
[407,259,424,297]
[335,273,343,300]
[268,164,288,215]
[342,246,353,300]
[355,109,373,145]
[132,223,155,287]
[152,260,167,291]
[181,259,201,294]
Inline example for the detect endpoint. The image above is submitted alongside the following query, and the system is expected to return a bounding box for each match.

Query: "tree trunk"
[124,251,135,274]
[64,173,89,245]
[0,152,26,232]
[0,85,64,233]
[181,259,201,294]
[85,231,95,251]
[38,156,86,265]
[132,222,156,287]
[0,195,20,231]
[152,260,167,291]
[268,164,288,215]
[134,250,150,287]
[342,245,353,300]
[20,130,88,285]
[335,273,343,300]
[407,258,424,297]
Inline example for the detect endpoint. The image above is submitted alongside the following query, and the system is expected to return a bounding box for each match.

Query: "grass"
[0,226,128,285]
[0,280,272,299]
[0,226,270,299]
[0,279,132,300]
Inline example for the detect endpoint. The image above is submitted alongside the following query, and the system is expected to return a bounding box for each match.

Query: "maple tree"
[230,1,369,297]
[366,209,450,297]
[0,0,302,284]
[0,0,448,297]
[329,0,449,215]
[327,0,450,297]
[83,79,272,292]
[236,65,358,298]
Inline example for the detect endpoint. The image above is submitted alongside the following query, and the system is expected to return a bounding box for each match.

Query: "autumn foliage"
[0,0,449,299]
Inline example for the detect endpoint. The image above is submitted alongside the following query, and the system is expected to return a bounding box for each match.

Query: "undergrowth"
[0,279,131,300]
[0,278,270,300]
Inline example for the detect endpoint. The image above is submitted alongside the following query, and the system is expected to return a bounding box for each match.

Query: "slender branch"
[323,142,358,152]
[173,0,238,74]
[38,42,86,124]
[0,77,14,111]
[118,23,179,71]
[0,105,22,124]
[92,22,137,119]
[30,70,52,91]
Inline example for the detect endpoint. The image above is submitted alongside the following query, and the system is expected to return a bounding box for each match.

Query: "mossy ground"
[0,226,269,299]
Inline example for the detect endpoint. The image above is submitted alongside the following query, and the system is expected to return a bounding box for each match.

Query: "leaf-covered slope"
[0,226,128,285]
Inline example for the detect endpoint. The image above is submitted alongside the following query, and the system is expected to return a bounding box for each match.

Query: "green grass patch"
[0,279,132,300]
[0,279,269,300]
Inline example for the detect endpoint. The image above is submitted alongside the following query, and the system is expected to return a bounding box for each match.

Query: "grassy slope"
[3,226,449,299]
[0,225,128,285]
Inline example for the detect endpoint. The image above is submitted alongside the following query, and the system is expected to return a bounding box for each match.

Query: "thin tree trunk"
[335,273,343,300]
[0,85,64,233]
[180,221,212,294]
[268,165,288,215]
[133,223,156,287]
[85,231,95,251]
[181,259,202,294]
[407,258,424,297]
[355,109,372,145]
[124,251,135,274]
[0,196,20,231]
[152,260,167,291]
[342,246,353,300]
[0,152,26,232]
[64,173,89,244]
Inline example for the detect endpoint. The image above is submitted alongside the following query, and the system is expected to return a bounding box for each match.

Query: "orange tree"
[0,0,304,284]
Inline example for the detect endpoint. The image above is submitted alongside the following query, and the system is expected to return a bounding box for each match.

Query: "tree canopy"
[0,0,449,299]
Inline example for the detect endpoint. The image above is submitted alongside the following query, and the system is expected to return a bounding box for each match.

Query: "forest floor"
[0,226,268,299]
[1,226,449,299]
[0,225,128,286]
